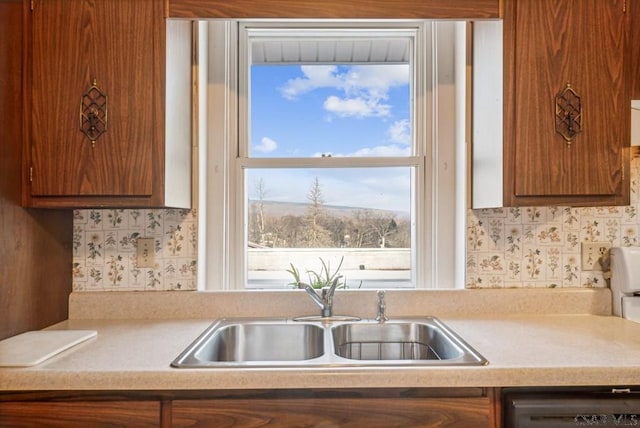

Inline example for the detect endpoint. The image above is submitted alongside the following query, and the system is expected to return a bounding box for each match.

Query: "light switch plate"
[136,237,155,268]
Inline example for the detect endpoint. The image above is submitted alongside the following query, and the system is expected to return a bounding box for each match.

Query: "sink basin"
[331,320,483,364]
[172,317,487,368]
[172,320,324,367]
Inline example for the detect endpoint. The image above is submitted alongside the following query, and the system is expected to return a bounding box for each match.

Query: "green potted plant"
[287,256,361,290]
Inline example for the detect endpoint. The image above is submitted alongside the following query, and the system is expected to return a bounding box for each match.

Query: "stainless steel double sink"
[171,317,487,368]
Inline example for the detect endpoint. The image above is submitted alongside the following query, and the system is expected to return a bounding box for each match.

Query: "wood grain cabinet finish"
[168,0,501,19]
[0,0,72,341]
[0,388,498,427]
[503,0,631,206]
[25,0,191,208]
[0,400,160,427]
[170,396,494,428]
[632,0,640,100]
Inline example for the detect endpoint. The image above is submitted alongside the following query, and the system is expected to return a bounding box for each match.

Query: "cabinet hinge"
[623,0,627,13]
[30,0,34,11]
[29,167,33,183]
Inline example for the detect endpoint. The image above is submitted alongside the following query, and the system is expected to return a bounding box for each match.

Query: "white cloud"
[280,65,340,100]
[349,145,411,157]
[340,65,409,97]
[323,95,391,118]
[280,64,409,119]
[387,119,411,145]
[254,137,278,153]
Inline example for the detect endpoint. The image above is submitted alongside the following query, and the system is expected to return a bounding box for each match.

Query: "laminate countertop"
[2,289,639,391]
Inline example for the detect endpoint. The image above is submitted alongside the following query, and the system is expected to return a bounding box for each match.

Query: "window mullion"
[238,156,422,169]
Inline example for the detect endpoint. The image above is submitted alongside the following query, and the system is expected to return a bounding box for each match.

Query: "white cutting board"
[0,330,97,367]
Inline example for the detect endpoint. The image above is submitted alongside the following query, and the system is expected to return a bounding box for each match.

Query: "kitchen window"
[200,21,467,290]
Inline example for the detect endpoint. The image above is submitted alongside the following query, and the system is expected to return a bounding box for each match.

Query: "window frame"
[201,20,466,290]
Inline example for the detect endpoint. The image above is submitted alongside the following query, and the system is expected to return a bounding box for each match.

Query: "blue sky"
[248,64,412,213]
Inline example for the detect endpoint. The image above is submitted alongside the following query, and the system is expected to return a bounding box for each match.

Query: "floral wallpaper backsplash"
[72,209,198,291]
[73,159,640,291]
[466,158,640,289]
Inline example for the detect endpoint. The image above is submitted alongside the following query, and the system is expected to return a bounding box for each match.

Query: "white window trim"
[200,20,466,290]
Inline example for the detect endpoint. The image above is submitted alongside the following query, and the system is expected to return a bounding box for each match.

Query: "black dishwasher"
[503,387,640,427]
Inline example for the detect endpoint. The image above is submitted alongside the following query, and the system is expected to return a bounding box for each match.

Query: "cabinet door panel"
[0,400,160,427]
[171,397,491,427]
[30,0,157,197]
[505,0,629,205]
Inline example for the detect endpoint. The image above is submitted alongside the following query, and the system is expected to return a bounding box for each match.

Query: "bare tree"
[370,213,398,248]
[351,210,375,247]
[248,179,411,249]
[303,176,332,247]
[351,209,399,248]
[248,178,269,245]
[255,178,268,244]
[323,215,348,247]
[387,217,411,247]
[269,214,305,248]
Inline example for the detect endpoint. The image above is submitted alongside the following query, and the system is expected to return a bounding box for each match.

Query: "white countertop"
[2,289,640,391]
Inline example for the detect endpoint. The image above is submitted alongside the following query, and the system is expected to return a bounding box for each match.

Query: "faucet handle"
[376,290,388,322]
[322,276,341,303]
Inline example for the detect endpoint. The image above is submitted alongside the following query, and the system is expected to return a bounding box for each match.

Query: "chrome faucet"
[299,276,341,318]
[376,290,388,323]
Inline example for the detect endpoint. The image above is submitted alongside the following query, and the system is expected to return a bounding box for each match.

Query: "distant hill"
[248,200,410,219]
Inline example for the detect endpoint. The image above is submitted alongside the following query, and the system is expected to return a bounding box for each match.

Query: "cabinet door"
[29,0,160,199]
[0,400,160,427]
[504,0,630,206]
[632,0,640,100]
[171,397,492,427]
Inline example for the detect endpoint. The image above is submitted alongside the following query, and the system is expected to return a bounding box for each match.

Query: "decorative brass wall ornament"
[555,83,582,145]
[80,79,107,146]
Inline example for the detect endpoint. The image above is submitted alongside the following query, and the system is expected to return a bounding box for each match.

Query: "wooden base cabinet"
[168,388,498,428]
[503,0,631,207]
[0,388,498,428]
[24,0,192,208]
[0,400,160,427]
[170,397,492,427]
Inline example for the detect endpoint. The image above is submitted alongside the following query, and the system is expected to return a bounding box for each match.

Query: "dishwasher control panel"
[503,388,640,428]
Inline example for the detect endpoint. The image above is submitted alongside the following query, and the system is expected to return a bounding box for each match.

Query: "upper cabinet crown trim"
[167,0,502,20]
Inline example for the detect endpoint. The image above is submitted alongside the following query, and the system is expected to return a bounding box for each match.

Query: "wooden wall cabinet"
[24,0,192,208]
[503,0,631,206]
[632,0,640,100]
[1,0,72,341]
